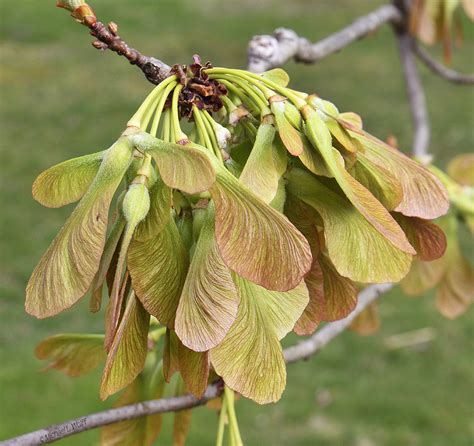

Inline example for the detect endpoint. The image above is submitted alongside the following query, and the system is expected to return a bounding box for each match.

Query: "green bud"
[176,210,193,251]
[192,207,207,243]
[122,183,150,225]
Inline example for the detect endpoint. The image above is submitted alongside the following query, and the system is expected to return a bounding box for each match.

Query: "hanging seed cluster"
[28,58,451,415]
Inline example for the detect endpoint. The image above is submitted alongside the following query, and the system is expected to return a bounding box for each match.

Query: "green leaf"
[261,68,290,87]
[284,195,356,333]
[106,183,151,347]
[163,329,180,383]
[210,276,309,404]
[101,364,166,446]
[177,342,210,398]
[89,216,126,313]
[447,153,474,186]
[35,334,105,377]
[100,294,150,400]
[32,151,104,208]
[239,119,280,203]
[210,165,312,291]
[134,178,172,241]
[349,155,403,211]
[340,121,449,219]
[129,132,216,194]
[286,168,413,283]
[105,183,150,350]
[175,206,238,352]
[128,218,188,328]
[270,99,304,156]
[303,108,415,255]
[26,137,134,318]
[298,131,333,177]
[325,119,359,154]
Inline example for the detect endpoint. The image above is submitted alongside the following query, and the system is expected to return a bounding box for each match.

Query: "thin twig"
[2,284,392,446]
[395,30,430,156]
[247,4,402,72]
[58,1,170,84]
[412,41,474,85]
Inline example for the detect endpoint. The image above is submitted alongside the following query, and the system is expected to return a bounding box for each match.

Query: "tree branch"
[412,41,474,85]
[2,284,392,446]
[58,1,170,84]
[393,5,430,157]
[247,4,402,72]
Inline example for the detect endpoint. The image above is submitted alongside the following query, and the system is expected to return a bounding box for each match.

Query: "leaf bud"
[122,183,150,225]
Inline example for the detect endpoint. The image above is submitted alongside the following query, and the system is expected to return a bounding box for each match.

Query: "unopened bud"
[108,22,118,35]
[122,183,150,225]
[92,40,108,50]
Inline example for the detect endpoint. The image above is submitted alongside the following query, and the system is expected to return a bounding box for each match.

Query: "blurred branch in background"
[412,41,474,85]
[246,4,402,72]
[2,284,392,446]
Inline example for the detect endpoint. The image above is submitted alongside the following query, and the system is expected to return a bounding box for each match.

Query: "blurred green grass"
[0,1,473,445]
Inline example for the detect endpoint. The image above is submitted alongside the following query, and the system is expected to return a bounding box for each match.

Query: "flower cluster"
[29,60,450,443]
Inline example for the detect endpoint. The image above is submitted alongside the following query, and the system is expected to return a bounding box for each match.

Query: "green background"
[0,1,473,445]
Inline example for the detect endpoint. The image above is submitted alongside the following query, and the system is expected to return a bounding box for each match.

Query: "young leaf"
[447,153,474,186]
[107,183,150,347]
[284,195,356,333]
[210,166,312,291]
[286,168,413,283]
[210,276,309,404]
[175,206,238,352]
[349,155,403,211]
[317,253,357,321]
[134,178,172,241]
[129,132,216,194]
[177,342,210,398]
[394,214,447,261]
[163,329,180,383]
[239,119,280,203]
[294,258,324,335]
[26,137,134,319]
[89,217,126,313]
[325,120,359,154]
[35,334,105,377]
[32,151,104,208]
[303,108,415,255]
[270,99,304,156]
[100,294,150,400]
[128,219,188,328]
[298,130,333,178]
[340,121,449,220]
[261,68,290,87]
[350,302,380,335]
